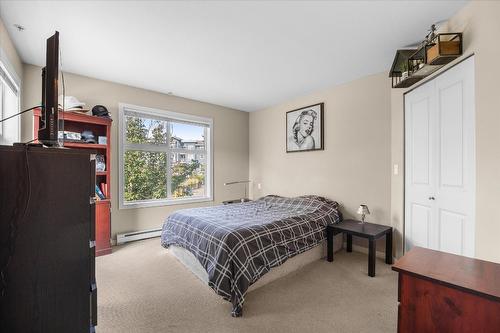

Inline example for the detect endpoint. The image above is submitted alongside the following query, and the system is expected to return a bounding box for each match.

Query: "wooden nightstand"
[326,219,393,277]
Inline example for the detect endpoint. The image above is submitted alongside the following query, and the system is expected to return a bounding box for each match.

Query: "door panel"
[439,209,465,255]
[405,56,475,257]
[409,203,431,249]
[411,98,430,185]
[439,81,464,188]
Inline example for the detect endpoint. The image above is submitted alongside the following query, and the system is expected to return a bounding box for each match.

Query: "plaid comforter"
[160,195,341,316]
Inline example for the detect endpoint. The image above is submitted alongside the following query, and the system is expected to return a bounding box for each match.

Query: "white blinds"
[0,62,20,144]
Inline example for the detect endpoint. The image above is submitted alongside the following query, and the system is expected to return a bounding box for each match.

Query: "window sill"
[119,196,213,210]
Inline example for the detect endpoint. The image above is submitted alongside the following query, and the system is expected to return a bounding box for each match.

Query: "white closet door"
[405,56,475,257]
[434,57,475,257]
[405,79,437,251]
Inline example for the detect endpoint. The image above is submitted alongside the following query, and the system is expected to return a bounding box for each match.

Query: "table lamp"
[357,204,370,224]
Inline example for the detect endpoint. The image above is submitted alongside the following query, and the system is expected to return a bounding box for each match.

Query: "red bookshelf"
[34,109,113,256]
[63,142,107,149]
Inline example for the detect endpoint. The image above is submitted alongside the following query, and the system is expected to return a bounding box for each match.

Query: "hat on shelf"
[58,95,89,113]
[92,105,111,118]
[81,130,96,144]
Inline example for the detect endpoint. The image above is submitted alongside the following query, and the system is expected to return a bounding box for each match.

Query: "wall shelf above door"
[390,33,463,89]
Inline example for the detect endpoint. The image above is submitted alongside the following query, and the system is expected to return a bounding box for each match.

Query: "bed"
[160,195,342,316]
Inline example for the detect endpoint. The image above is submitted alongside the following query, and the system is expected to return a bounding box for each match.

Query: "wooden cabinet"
[95,200,112,255]
[0,145,97,332]
[34,109,112,256]
[392,247,500,333]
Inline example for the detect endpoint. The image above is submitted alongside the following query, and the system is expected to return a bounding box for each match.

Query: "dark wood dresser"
[0,145,97,332]
[392,247,500,333]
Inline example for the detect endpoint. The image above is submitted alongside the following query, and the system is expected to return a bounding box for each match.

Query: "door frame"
[402,53,476,254]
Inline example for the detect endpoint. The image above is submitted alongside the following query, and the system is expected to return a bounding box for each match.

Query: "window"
[0,61,20,145]
[118,103,213,208]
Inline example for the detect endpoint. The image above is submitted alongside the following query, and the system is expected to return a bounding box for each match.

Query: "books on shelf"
[95,185,106,200]
[100,183,108,198]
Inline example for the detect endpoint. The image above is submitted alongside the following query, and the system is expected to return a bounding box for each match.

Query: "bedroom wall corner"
[249,72,392,253]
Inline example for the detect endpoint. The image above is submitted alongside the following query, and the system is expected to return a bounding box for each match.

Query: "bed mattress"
[169,235,343,293]
[161,195,342,316]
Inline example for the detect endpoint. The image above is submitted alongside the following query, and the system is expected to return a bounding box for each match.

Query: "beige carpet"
[96,238,398,333]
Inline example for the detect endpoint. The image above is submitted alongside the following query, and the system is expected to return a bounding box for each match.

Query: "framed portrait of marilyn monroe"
[286,102,324,153]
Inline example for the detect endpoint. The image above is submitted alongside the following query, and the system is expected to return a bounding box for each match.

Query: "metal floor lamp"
[223,180,251,203]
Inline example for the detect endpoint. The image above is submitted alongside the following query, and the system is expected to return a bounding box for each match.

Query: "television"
[38,31,59,146]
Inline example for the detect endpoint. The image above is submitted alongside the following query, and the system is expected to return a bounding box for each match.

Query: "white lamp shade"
[357,204,370,215]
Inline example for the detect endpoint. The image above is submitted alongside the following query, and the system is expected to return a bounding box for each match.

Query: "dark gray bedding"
[160,195,341,316]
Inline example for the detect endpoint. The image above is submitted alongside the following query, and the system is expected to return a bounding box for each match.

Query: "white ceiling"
[0,1,467,111]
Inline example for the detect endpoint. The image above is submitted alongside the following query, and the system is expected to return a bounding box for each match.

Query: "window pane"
[1,83,19,144]
[124,150,167,201]
[170,153,205,198]
[125,115,168,144]
[170,122,205,150]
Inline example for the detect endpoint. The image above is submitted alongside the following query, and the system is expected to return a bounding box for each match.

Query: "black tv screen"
[38,31,59,146]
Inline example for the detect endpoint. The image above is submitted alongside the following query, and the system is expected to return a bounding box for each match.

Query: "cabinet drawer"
[90,157,96,196]
[89,242,96,283]
[398,273,500,332]
[90,282,97,326]
[90,201,96,242]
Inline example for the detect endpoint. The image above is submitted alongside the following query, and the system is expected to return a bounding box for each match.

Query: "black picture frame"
[286,102,324,153]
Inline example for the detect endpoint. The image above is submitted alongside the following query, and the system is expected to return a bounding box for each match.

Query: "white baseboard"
[116,228,162,245]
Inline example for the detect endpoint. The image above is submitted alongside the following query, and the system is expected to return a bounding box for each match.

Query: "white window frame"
[0,58,21,144]
[118,103,213,209]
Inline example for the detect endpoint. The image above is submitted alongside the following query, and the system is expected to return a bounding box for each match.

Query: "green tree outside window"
[124,116,205,202]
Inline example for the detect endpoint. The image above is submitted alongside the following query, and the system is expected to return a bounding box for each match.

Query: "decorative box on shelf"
[426,32,462,65]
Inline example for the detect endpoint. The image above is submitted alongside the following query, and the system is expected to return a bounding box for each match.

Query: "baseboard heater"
[116,228,162,245]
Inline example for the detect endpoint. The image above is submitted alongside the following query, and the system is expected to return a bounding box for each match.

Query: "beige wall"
[250,73,392,251]
[22,64,249,238]
[391,1,500,262]
[0,17,22,80]
[17,0,500,262]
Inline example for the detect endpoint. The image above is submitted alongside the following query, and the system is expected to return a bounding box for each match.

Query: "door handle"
[428,196,436,200]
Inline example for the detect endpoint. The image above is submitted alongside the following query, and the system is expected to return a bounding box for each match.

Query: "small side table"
[327,219,393,277]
